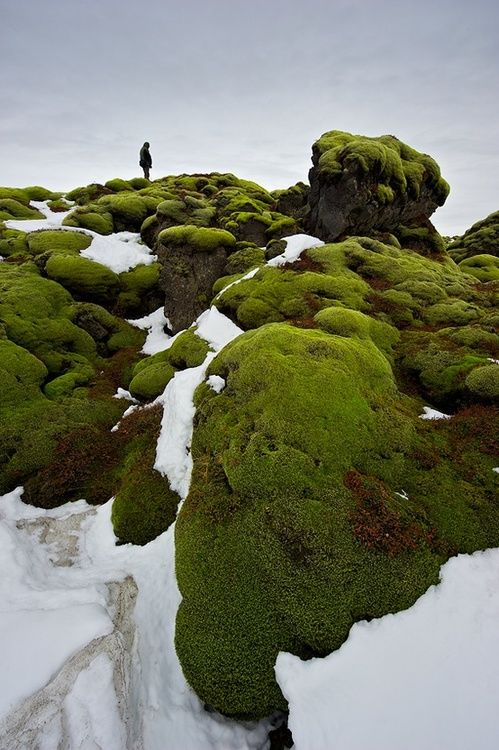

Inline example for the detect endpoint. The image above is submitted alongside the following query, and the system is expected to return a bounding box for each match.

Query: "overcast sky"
[1,0,498,235]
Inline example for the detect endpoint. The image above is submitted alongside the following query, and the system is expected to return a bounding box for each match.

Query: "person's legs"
[143,165,150,180]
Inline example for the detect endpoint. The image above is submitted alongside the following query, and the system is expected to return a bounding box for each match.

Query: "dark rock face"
[307,130,449,242]
[157,240,229,333]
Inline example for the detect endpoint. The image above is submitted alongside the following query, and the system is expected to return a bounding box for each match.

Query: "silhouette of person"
[139,142,152,180]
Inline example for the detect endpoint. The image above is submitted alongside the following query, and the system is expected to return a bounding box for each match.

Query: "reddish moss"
[345,470,430,555]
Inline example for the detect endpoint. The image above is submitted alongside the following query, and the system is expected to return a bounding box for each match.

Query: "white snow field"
[4,199,157,273]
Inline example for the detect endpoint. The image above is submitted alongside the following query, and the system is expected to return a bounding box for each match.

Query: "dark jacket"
[139,144,152,168]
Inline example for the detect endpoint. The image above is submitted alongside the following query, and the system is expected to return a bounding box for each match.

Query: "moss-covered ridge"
[176,323,499,718]
[448,210,499,262]
[213,236,498,407]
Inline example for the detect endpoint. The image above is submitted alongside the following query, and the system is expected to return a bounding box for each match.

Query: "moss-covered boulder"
[157,225,236,333]
[111,405,180,544]
[459,254,499,282]
[307,130,449,242]
[129,360,175,400]
[176,323,499,718]
[0,198,45,221]
[63,207,114,235]
[117,262,162,315]
[27,229,92,258]
[165,328,211,369]
[45,254,120,301]
[448,210,499,263]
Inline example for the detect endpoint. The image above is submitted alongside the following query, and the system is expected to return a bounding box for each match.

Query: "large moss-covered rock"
[307,130,449,242]
[157,225,236,333]
[176,323,499,718]
[448,210,499,263]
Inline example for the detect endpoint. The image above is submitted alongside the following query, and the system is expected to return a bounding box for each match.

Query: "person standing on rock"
[139,142,152,180]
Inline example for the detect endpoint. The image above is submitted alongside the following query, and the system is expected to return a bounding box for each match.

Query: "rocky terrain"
[0,130,498,746]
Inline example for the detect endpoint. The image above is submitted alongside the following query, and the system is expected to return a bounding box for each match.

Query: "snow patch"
[80,230,156,273]
[276,548,499,750]
[419,406,451,420]
[195,306,244,352]
[207,375,226,393]
[113,388,139,403]
[5,200,73,231]
[267,233,324,267]
[128,307,172,355]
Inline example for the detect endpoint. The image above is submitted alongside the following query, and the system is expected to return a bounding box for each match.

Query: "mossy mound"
[63,207,114,235]
[0,225,30,258]
[0,198,45,221]
[158,225,236,252]
[26,229,92,257]
[448,210,499,263]
[223,244,266,275]
[44,254,120,301]
[129,361,175,400]
[129,329,210,400]
[459,254,499,282]
[165,328,210,369]
[176,323,499,718]
[111,405,180,544]
[117,262,162,315]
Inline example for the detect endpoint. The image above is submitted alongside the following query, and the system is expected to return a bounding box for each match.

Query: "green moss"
[104,178,132,193]
[111,409,180,544]
[44,358,96,399]
[0,264,97,368]
[65,183,111,206]
[266,216,298,239]
[44,255,120,300]
[459,254,499,282]
[224,245,265,275]
[117,263,161,312]
[396,225,447,257]
[129,177,151,190]
[0,339,48,404]
[63,208,114,235]
[376,183,395,204]
[465,365,499,400]
[23,186,60,201]
[424,300,481,327]
[314,307,399,358]
[165,328,210,369]
[216,261,368,330]
[156,197,215,229]
[0,187,31,205]
[448,211,499,263]
[112,463,179,544]
[26,229,91,257]
[0,226,29,258]
[97,193,160,232]
[0,199,45,220]
[158,225,236,252]
[129,361,175,399]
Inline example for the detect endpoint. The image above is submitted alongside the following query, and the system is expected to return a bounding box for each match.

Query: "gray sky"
[1,0,498,235]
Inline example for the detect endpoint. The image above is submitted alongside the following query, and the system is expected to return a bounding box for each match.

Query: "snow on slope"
[0,489,271,749]
[276,548,499,750]
[5,200,156,273]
